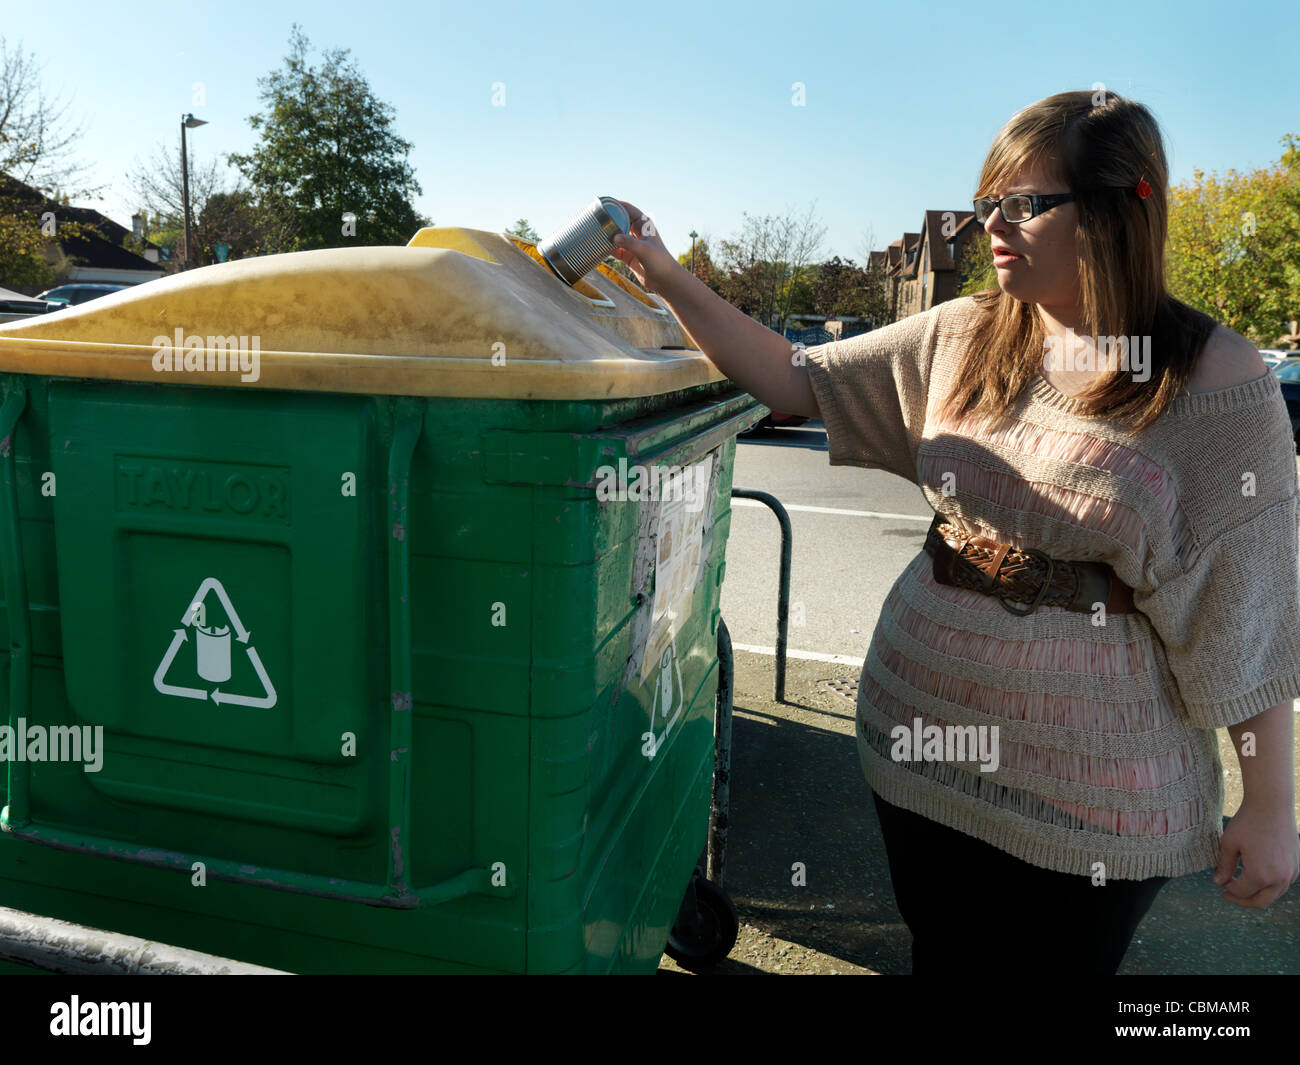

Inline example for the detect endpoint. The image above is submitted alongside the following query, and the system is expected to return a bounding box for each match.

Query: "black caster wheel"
[664,875,738,973]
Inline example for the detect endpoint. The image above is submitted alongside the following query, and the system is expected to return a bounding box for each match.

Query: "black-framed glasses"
[973,192,1075,225]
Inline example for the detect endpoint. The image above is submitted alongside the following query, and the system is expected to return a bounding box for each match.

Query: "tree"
[1166,135,1300,343]
[505,218,539,242]
[124,133,233,267]
[229,25,427,253]
[956,232,994,297]
[810,256,858,317]
[196,189,270,263]
[858,254,892,325]
[0,37,89,192]
[715,203,826,330]
[0,36,95,285]
[676,233,721,289]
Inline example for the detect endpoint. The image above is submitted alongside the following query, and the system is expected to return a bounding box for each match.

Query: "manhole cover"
[820,679,858,703]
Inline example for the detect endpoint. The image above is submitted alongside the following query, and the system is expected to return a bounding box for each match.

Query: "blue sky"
[8,0,1299,263]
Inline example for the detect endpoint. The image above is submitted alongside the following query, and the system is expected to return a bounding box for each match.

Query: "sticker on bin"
[645,637,684,757]
[152,576,277,709]
[640,453,713,683]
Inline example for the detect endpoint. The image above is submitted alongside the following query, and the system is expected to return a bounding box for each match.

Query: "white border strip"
[731,641,865,667]
[730,499,932,522]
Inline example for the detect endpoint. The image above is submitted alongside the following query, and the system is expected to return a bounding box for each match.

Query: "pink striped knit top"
[804,295,1300,879]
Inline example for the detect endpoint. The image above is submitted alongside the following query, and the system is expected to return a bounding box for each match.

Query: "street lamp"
[689,230,697,276]
[180,113,208,270]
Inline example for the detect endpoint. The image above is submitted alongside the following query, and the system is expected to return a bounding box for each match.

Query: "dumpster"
[0,227,763,973]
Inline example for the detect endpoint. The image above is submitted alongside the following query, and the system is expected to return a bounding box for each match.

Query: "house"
[893,209,980,319]
[0,173,165,291]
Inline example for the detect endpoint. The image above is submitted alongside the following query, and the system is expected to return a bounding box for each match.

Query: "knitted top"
[804,294,1300,880]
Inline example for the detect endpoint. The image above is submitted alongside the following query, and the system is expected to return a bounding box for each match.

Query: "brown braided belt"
[923,512,1135,617]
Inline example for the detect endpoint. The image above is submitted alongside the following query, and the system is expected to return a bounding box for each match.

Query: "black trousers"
[871,789,1170,976]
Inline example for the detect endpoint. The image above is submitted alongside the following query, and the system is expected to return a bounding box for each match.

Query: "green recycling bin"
[0,227,763,973]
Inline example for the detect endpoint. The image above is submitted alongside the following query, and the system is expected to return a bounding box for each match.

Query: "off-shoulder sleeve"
[802,304,943,485]
[1135,492,1300,729]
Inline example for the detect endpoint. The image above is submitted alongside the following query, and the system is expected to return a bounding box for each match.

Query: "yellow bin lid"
[0,227,726,399]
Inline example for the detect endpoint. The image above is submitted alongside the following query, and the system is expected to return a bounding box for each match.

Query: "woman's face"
[983,159,1081,313]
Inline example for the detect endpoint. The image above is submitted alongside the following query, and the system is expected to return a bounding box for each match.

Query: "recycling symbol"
[152,576,277,709]
[649,638,685,744]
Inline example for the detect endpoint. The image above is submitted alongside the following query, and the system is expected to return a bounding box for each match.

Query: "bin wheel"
[664,876,738,973]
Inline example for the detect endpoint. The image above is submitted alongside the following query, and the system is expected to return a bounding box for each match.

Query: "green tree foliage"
[196,189,270,263]
[809,255,882,318]
[229,25,426,253]
[505,218,538,241]
[1166,134,1300,343]
[675,234,721,290]
[956,232,994,297]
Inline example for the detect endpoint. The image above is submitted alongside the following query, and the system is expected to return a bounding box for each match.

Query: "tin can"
[538,195,631,286]
[196,624,232,683]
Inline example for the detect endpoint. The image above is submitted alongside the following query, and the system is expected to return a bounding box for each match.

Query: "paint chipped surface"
[390,826,404,878]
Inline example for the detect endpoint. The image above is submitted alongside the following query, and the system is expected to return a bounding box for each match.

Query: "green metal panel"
[0,372,762,972]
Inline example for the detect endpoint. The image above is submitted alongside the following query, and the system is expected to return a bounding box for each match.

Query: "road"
[720,420,932,664]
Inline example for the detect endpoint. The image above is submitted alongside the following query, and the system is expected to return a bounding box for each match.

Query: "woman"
[612,89,1300,976]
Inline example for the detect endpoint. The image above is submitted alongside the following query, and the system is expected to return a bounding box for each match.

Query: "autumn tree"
[1166,134,1300,343]
[956,232,994,297]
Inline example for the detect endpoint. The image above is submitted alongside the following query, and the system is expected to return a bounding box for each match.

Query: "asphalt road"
[720,420,933,663]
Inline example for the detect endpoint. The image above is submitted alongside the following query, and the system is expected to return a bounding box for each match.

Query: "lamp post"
[180,113,208,270]
[689,230,697,276]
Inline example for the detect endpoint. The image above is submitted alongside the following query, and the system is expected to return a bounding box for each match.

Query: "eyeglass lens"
[976,195,1031,223]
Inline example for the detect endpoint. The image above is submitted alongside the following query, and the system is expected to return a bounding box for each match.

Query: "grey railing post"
[730,488,792,702]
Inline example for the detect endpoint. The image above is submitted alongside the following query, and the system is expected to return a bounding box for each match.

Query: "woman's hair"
[943,89,1218,434]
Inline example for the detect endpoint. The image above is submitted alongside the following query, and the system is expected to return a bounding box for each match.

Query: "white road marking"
[730,499,931,522]
[731,641,865,667]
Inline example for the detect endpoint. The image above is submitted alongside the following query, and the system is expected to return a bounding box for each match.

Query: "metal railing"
[730,488,792,702]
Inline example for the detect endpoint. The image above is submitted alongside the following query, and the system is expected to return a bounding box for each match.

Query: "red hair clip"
[1136,177,1152,200]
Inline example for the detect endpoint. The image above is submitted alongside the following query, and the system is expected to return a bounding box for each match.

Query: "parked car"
[1270,359,1300,449]
[35,282,132,308]
[0,288,60,322]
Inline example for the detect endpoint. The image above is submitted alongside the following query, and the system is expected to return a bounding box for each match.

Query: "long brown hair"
[943,89,1218,434]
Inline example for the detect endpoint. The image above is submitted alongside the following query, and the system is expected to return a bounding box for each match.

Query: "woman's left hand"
[1213,795,1300,908]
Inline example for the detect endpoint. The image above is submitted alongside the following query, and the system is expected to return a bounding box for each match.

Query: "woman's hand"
[610,200,682,295]
[1213,794,1300,908]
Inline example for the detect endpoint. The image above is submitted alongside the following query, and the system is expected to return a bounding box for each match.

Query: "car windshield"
[1272,360,1300,382]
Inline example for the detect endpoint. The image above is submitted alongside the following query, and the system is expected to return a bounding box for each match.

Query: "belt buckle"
[997,546,1056,616]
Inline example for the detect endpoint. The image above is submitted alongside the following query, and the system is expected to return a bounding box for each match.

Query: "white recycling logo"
[650,638,684,742]
[152,576,277,709]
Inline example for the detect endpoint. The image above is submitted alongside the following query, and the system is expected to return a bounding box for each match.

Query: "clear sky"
[7,0,1298,263]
